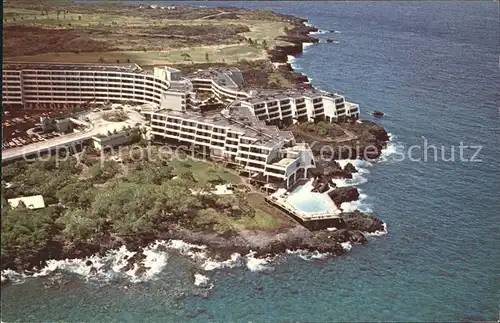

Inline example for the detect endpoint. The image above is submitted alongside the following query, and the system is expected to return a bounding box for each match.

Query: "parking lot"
[2,103,145,152]
[2,103,86,150]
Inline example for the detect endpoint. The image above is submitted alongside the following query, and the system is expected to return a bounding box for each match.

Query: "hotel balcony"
[244,164,266,173]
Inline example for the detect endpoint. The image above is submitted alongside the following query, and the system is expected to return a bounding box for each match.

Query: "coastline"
[1,7,391,283]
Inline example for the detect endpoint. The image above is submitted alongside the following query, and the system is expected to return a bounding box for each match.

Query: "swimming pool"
[286,181,337,213]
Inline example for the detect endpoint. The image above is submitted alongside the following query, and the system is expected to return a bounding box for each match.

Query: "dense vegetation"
[1,151,281,268]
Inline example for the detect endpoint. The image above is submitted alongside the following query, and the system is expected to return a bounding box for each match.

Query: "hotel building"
[150,104,316,188]
[1,63,190,111]
[2,63,359,123]
[2,62,363,188]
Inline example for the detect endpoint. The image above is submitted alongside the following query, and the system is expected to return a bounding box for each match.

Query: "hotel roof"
[187,68,241,89]
[3,63,144,73]
[245,88,344,104]
[153,105,293,147]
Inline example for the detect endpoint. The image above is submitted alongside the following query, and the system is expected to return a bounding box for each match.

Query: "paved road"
[2,109,146,162]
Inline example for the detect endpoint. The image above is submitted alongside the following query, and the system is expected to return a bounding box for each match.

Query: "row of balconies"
[22,90,162,100]
[21,79,168,91]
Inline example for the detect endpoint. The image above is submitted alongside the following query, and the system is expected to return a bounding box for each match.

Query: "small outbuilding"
[8,195,46,210]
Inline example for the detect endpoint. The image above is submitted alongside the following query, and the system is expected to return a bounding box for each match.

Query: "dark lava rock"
[349,230,368,244]
[326,39,336,43]
[85,260,93,266]
[135,264,148,277]
[340,210,385,233]
[372,110,384,117]
[328,229,350,243]
[329,187,360,207]
[122,252,147,273]
[343,162,358,174]
[312,163,353,180]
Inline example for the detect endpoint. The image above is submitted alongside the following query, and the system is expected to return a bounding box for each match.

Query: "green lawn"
[4,6,292,65]
[233,209,282,230]
[170,158,241,185]
[233,193,285,230]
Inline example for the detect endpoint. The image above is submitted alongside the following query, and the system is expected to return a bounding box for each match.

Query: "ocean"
[2,1,499,322]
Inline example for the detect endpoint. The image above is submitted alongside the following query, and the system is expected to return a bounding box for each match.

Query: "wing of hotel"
[2,63,360,189]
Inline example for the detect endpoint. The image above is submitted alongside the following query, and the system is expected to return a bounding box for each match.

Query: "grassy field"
[233,193,285,230]
[170,158,241,185]
[3,5,293,65]
[4,46,265,65]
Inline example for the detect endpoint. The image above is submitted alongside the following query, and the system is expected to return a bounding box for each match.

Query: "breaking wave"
[287,55,300,71]
[1,243,170,285]
[309,29,329,35]
[193,273,213,289]
[341,190,373,213]
[331,158,372,188]
[246,251,275,272]
[341,242,353,251]
[286,249,329,261]
[302,42,315,52]
[380,133,403,163]
[365,223,388,237]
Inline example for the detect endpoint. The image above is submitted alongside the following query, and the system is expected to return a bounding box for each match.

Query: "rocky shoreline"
[1,208,385,277]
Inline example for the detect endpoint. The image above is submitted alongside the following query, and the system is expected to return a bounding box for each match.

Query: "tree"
[56,208,98,243]
[207,166,224,186]
[179,170,196,184]
[181,52,192,62]
[56,181,94,208]
[2,206,57,257]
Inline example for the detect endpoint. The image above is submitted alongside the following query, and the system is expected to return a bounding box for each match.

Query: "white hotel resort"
[2,63,360,189]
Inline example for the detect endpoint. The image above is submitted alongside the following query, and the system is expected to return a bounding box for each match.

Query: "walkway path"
[199,11,229,20]
[288,124,358,144]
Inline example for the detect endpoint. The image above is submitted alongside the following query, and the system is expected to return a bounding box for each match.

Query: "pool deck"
[266,179,343,230]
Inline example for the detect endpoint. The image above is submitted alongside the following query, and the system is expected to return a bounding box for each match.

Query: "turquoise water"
[287,183,334,213]
[2,1,499,322]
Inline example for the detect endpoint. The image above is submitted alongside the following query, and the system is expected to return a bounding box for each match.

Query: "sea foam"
[193,273,213,289]
[309,29,329,35]
[340,190,373,213]
[331,158,372,188]
[380,133,402,163]
[302,42,314,51]
[245,251,274,272]
[341,242,352,251]
[286,249,329,261]
[365,222,388,237]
